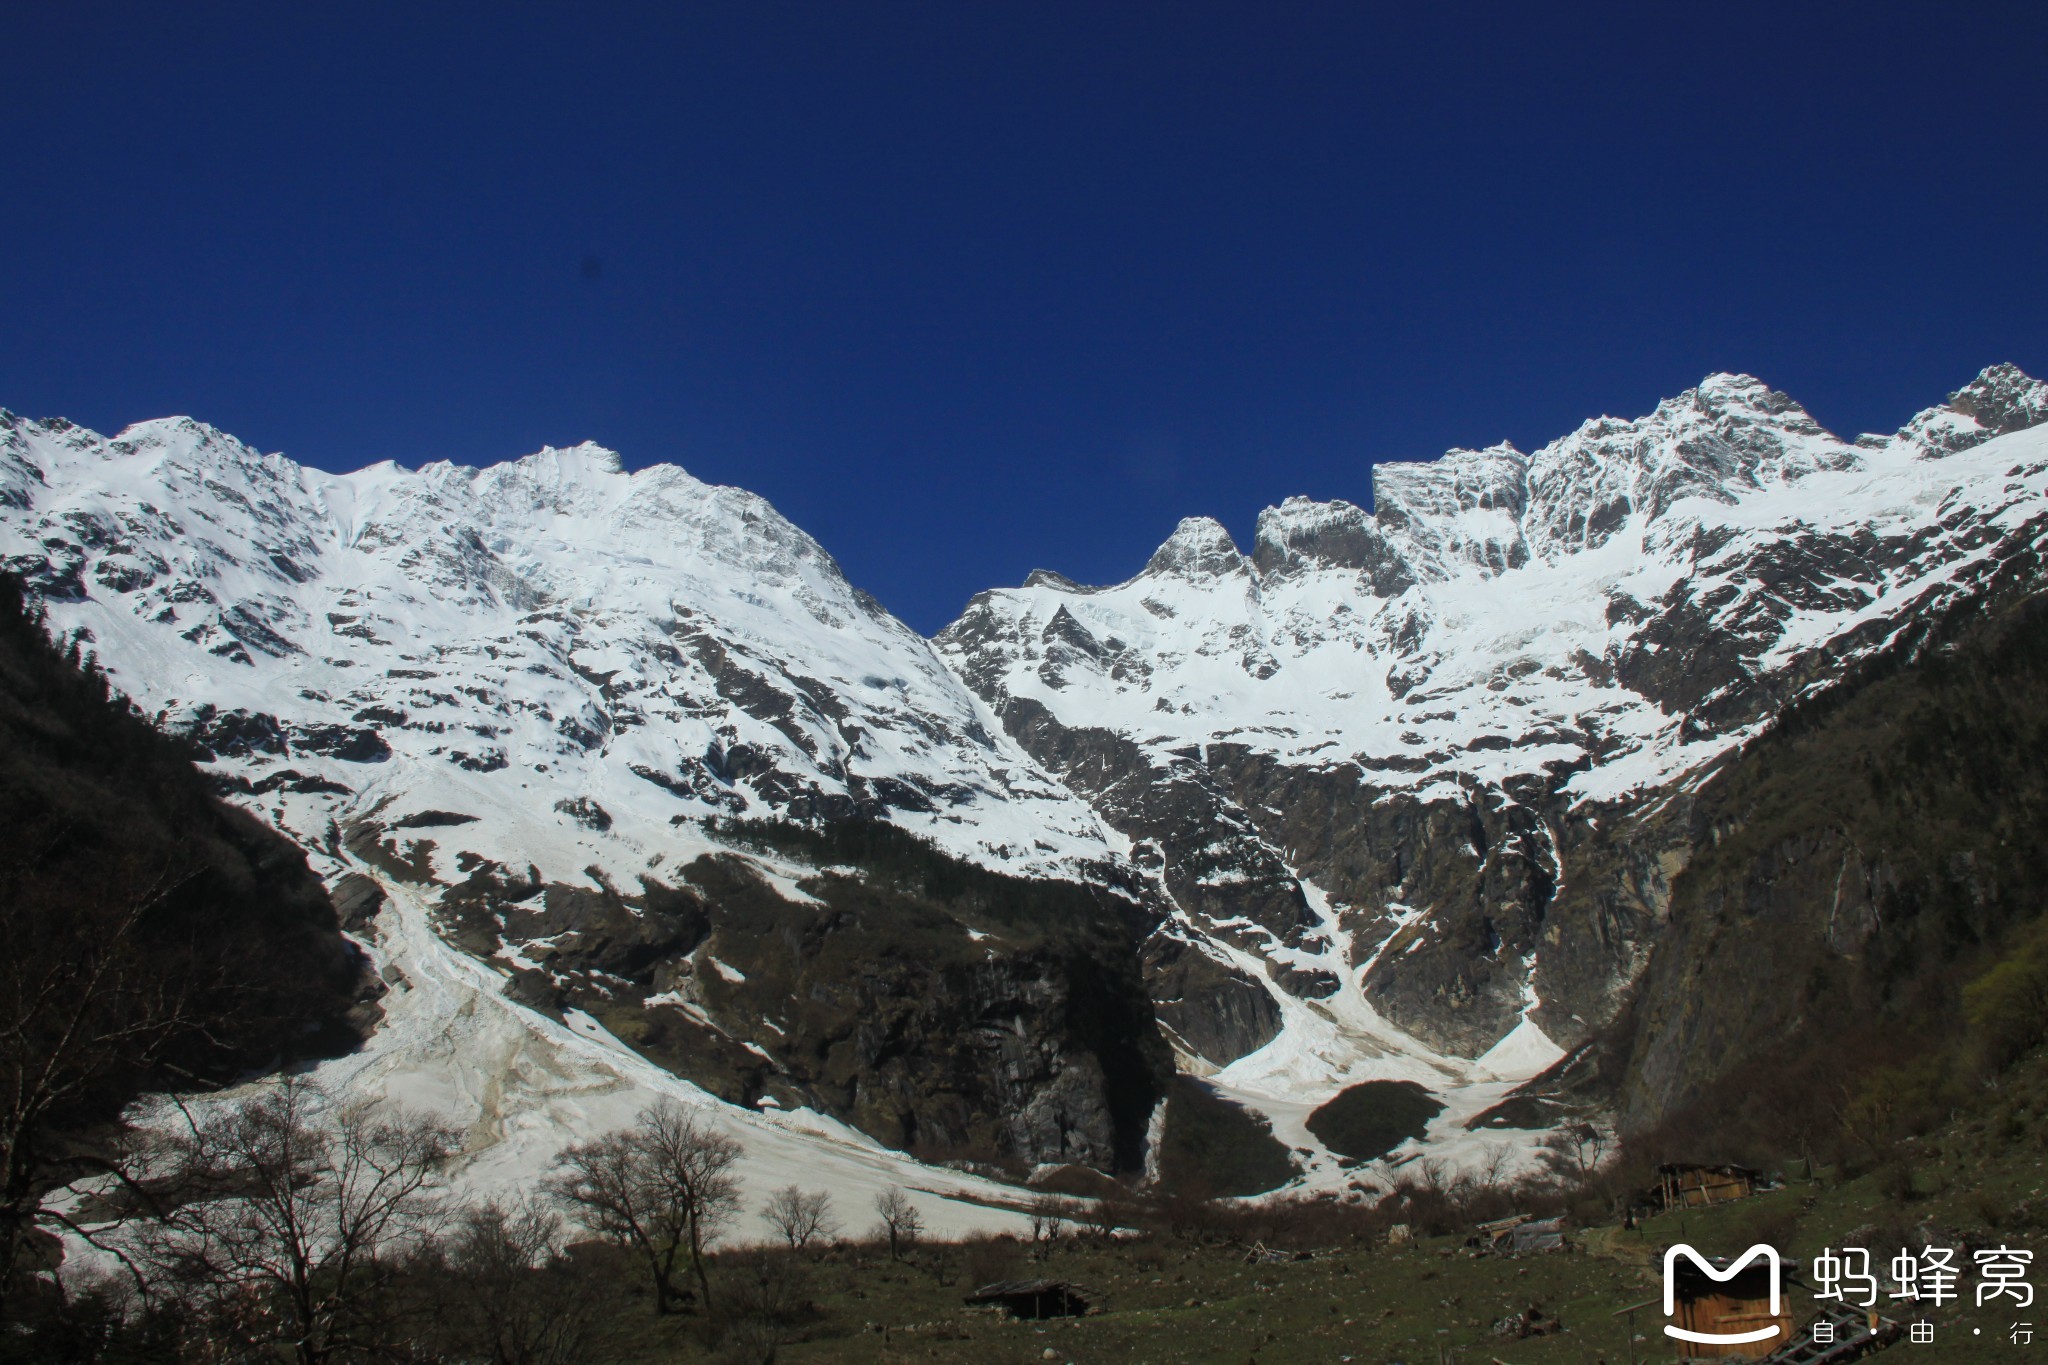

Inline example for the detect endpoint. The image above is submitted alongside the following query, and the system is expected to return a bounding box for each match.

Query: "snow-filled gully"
[329,866,1038,1237]
[1190,877,1567,1192]
[81,863,1036,1252]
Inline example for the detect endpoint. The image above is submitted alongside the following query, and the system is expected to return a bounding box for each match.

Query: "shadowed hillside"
[0,573,370,1326]
[1595,553,2048,1168]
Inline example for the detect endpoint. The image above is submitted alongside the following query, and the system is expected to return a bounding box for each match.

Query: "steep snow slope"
[52,859,1036,1280]
[290,865,1039,1238]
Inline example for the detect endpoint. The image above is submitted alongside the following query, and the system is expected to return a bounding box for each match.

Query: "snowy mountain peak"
[1688,369,1809,415]
[1141,514,1247,578]
[1954,362,2048,432]
[100,416,302,488]
[110,414,253,452]
[0,413,1122,888]
[1521,373,1849,559]
[537,439,625,474]
[1371,442,1530,581]
[470,440,630,500]
[1882,362,2048,458]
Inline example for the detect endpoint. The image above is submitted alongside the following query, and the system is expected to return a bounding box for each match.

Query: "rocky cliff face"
[366,817,1168,1172]
[1605,556,2048,1144]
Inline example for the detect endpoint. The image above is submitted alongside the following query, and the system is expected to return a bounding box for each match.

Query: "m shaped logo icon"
[1663,1244,1785,1346]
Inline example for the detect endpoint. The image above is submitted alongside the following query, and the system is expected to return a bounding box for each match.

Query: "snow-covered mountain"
[6,363,2047,1195]
[0,418,1117,881]
[0,417,1162,1198]
[936,363,2048,1149]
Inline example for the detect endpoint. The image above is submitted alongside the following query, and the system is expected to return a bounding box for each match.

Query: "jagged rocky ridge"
[2,364,2045,1183]
[942,369,2048,1041]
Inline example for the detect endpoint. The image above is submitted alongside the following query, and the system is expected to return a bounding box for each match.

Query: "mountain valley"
[5,364,2046,1208]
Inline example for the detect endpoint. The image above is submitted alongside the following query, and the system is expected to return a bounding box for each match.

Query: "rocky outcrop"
[394,820,1171,1174]
[1142,934,1283,1065]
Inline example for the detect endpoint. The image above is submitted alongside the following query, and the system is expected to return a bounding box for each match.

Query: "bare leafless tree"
[129,1075,453,1365]
[1476,1142,1513,1189]
[0,863,206,1320]
[544,1100,742,1313]
[1536,1120,1610,1184]
[1026,1192,1074,1258]
[760,1185,836,1252]
[439,1197,602,1365]
[638,1101,742,1307]
[544,1130,686,1314]
[873,1185,923,1262]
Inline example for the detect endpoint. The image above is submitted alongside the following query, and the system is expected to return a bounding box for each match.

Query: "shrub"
[1966,939,2048,1072]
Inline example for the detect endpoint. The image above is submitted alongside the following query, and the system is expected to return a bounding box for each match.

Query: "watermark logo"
[1664,1243,1784,1347]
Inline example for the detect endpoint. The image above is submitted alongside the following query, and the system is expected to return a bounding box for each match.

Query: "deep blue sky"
[4,3,2045,633]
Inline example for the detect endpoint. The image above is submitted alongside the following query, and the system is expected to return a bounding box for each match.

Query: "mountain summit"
[5,364,2046,1193]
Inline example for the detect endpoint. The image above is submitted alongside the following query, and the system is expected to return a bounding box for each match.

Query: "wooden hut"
[1652,1163,1763,1211]
[1636,1250,1798,1360]
[1470,1213,1566,1254]
[1503,1216,1565,1254]
[964,1279,1091,1319]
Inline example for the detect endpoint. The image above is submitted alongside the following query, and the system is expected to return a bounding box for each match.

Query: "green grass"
[622,1048,2048,1362]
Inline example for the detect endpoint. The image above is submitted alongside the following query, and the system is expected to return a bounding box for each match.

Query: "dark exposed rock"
[1251,497,1416,596]
[1142,934,1282,1066]
[212,766,353,796]
[1893,362,2048,457]
[552,796,613,831]
[330,872,387,932]
[390,809,478,829]
[997,699,1313,949]
[430,822,1171,1174]
[290,723,391,762]
[179,704,289,759]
